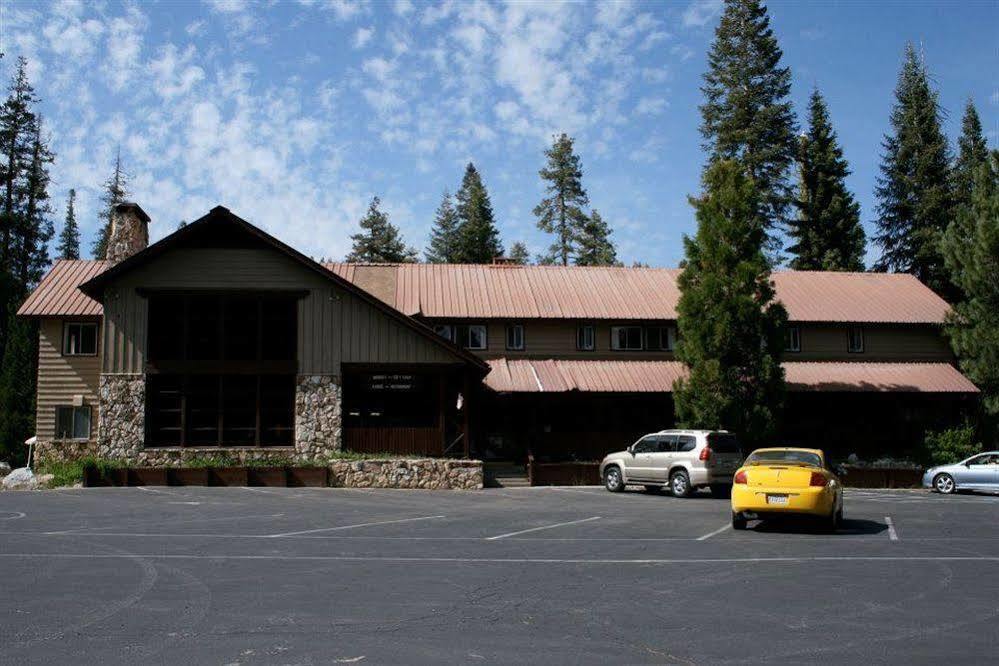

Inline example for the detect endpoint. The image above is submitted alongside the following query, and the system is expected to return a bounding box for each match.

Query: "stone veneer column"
[295,375,343,459]
[97,374,146,461]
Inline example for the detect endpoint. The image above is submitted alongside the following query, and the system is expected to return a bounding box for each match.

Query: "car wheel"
[933,473,956,494]
[670,470,692,498]
[710,484,731,499]
[644,485,662,494]
[604,466,625,493]
[732,512,747,530]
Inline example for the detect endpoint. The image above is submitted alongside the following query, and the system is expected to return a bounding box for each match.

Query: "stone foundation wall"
[330,459,483,490]
[96,374,145,460]
[33,439,99,465]
[295,375,343,458]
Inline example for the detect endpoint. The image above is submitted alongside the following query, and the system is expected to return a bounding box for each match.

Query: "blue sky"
[2,0,997,266]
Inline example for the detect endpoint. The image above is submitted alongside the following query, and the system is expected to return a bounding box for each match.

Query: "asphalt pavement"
[1,485,997,665]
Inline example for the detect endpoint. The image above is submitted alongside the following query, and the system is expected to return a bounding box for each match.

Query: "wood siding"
[101,248,459,374]
[35,318,101,440]
[423,319,952,363]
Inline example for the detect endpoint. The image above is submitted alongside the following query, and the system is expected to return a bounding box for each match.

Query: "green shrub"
[37,456,124,488]
[924,424,983,466]
[186,454,240,468]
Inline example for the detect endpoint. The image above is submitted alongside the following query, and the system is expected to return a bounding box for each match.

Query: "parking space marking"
[3,552,999,565]
[486,516,601,540]
[696,524,730,541]
[267,515,446,538]
[885,516,899,541]
[1,511,26,520]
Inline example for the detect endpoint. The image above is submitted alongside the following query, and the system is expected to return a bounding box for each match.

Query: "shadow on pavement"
[750,517,888,536]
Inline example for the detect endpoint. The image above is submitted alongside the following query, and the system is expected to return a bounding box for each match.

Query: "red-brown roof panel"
[17,260,109,317]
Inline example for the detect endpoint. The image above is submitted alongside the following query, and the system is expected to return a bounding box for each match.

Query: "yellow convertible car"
[731,448,843,532]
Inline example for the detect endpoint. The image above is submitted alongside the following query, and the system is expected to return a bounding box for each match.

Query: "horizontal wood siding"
[36,318,101,440]
[344,427,444,456]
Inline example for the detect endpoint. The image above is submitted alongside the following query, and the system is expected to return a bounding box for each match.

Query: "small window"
[677,435,697,452]
[63,322,98,356]
[55,405,91,440]
[505,324,525,351]
[657,435,678,452]
[848,326,864,353]
[459,324,487,350]
[433,325,454,342]
[632,435,658,453]
[611,326,643,351]
[647,326,676,351]
[785,326,801,353]
[576,325,595,351]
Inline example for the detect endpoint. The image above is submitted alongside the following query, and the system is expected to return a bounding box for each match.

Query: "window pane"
[64,324,79,354]
[506,325,523,350]
[434,325,454,342]
[222,375,257,444]
[467,325,486,349]
[185,375,220,445]
[148,296,185,360]
[79,324,97,354]
[224,296,260,360]
[147,375,184,445]
[56,407,73,439]
[72,407,91,439]
[677,435,697,452]
[260,375,295,445]
[261,297,297,361]
[187,296,221,360]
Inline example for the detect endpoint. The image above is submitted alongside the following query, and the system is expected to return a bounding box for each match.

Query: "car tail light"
[733,470,747,484]
[699,446,711,461]
[809,472,827,487]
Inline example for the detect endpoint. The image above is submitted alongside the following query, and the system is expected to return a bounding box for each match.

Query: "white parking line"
[486,516,601,540]
[267,515,446,538]
[885,516,898,541]
[697,524,731,541]
[1,511,26,520]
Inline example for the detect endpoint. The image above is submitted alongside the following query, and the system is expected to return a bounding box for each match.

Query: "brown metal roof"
[484,359,978,394]
[17,260,110,317]
[325,263,951,324]
[21,259,951,326]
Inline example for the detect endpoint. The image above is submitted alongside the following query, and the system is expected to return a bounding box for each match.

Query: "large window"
[55,405,91,440]
[611,326,644,351]
[63,322,98,356]
[145,293,298,447]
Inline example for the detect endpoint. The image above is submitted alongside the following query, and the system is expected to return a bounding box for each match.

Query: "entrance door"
[342,370,445,456]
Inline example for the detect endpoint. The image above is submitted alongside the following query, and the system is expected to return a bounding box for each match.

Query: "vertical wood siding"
[35,318,101,440]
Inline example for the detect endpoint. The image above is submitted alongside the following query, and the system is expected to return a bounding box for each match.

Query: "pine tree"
[952,100,989,214]
[699,0,797,256]
[574,210,619,266]
[0,309,37,464]
[92,147,129,259]
[57,188,80,260]
[873,43,954,297]
[18,119,54,286]
[454,163,502,263]
[942,153,999,416]
[672,160,787,449]
[0,57,42,274]
[425,190,460,263]
[507,242,530,265]
[534,133,589,265]
[346,196,417,263]
[788,89,865,271]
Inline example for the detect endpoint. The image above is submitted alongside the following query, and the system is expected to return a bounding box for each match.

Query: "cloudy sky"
[2,0,996,266]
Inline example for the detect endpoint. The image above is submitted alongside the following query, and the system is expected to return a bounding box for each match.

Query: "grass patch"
[37,456,125,488]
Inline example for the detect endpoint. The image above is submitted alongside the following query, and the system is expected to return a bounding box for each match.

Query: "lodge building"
[18,204,979,468]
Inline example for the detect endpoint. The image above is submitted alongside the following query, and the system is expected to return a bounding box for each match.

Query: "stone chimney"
[106,202,150,263]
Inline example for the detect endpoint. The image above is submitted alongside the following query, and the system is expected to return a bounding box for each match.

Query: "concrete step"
[484,463,530,488]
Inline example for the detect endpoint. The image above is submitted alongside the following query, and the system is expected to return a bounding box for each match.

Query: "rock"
[0,461,11,478]
[2,467,38,491]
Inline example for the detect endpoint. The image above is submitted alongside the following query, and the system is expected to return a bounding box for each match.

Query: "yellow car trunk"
[746,465,816,488]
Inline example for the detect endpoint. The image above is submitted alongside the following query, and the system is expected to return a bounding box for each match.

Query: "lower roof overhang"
[483,359,980,395]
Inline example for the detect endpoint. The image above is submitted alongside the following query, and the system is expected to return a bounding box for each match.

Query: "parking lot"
[2,485,998,664]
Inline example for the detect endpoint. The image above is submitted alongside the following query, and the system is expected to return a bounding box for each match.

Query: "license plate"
[766,494,788,505]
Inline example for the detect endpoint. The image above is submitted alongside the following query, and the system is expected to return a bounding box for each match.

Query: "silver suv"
[600,430,743,497]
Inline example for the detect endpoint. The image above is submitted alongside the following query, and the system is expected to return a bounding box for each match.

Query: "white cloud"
[185,19,207,36]
[353,26,374,49]
[671,44,695,61]
[393,0,413,16]
[322,0,367,22]
[148,44,206,100]
[681,0,722,28]
[635,97,668,115]
[101,6,147,91]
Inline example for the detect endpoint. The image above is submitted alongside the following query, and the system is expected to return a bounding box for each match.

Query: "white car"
[600,430,744,497]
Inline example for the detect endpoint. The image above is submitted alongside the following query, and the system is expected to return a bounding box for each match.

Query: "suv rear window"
[707,433,740,454]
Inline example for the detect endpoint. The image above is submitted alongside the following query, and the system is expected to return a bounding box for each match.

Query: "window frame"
[847,326,865,353]
[576,324,596,351]
[505,323,525,351]
[62,321,98,357]
[433,324,455,343]
[461,324,488,351]
[785,326,801,353]
[610,325,644,351]
[55,405,92,440]
[646,325,676,352]
[631,435,659,453]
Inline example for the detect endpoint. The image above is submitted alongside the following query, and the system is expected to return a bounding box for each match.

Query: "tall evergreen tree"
[699,0,797,256]
[425,190,460,263]
[534,133,589,265]
[788,88,865,271]
[672,160,787,450]
[454,163,502,263]
[952,100,989,214]
[873,43,954,297]
[941,153,999,416]
[574,210,619,266]
[57,188,80,260]
[92,147,129,259]
[507,242,530,265]
[18,119,54,286]
[346,196,417,263]
[0,310,36,464]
